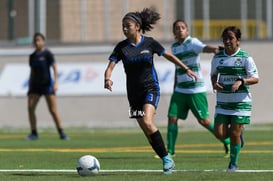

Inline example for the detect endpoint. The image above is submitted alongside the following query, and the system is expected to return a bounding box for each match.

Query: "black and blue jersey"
[28,49,55,95]
[109,36,165,110]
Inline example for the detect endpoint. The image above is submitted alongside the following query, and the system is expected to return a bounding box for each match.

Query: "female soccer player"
[166,20,230,157]
[211,26,259,171]
[26,33,68,140]
[104,8,197,174]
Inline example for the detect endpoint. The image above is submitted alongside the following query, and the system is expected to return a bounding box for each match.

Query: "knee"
[140,119,157,134]
[198,118,210,127]
[145,122,155,132]
[230,129,240,138]
[214,131,225,140]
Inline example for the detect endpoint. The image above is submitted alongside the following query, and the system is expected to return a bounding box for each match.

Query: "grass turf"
[0,124,272,181]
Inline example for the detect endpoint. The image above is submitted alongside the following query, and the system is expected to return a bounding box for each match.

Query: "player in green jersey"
[211,26,259,171]
[164,20,230,158]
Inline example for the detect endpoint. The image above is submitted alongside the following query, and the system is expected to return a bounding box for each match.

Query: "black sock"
[31,130,37,136]
[58,128,64,135]
[149,130,168,158]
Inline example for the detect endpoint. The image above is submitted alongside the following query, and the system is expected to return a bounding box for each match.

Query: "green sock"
[167,123,178,155]
[230,143,241,165]
[222,127,231,145]
[222,137,230,145]
[207,121,214,134]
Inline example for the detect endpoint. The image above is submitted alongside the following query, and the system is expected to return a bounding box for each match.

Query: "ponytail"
[123,7,160,34]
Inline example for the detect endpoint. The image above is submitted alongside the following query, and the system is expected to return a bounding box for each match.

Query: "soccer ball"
[76,155,100,176]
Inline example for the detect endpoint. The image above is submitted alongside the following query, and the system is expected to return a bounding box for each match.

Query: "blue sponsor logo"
[22,68,99,88]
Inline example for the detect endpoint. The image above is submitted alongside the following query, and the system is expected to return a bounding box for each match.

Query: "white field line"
[0,169,273,173]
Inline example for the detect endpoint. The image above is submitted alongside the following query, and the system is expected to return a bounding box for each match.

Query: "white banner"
[0,61,212,96]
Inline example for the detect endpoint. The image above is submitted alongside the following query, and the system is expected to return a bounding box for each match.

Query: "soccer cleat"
[25,134,38,140]
[60,133,69,140]
[224,144,230,158]
[240,130,244,148]
[162,155,175,174]
[226,162,238,172]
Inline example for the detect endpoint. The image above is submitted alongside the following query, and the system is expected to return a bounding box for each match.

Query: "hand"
[231,80,242,93]
[186,69,198,82]
[104,79,113,91]
[215,46,225,54]
[53,83,58,91]
[218,46,224,51]
[212,82,223,93]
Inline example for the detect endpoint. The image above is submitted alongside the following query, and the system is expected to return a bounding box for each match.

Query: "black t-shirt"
[29,49,55,87]
[109,36,165,94]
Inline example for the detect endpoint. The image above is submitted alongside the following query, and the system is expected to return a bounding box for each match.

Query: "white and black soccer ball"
[76,155,100,176]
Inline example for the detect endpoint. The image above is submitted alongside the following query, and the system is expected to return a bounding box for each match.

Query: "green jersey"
[211,48,259,116]
[171,36,206,94]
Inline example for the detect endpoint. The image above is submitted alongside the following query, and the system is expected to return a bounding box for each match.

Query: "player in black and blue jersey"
[25,32,68,140]
[104,8,197,174]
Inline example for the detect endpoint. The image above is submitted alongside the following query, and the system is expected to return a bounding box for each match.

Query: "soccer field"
[0,125,272,181]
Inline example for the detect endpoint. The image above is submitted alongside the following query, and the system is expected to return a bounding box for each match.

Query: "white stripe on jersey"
[211,48,259,116]
[216,92,252,103]
[216,108,252,116]
[172,36,206,94]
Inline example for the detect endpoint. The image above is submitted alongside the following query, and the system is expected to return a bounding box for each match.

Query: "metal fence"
[178,0,272,40]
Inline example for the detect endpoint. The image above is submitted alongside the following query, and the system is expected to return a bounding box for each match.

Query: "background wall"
[0,41,270,129]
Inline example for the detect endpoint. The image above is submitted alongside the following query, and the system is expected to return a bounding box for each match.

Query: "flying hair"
[123,7,160,34]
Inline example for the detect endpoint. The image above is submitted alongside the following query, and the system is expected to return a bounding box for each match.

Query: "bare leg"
[230,123,244,145]
[45,94,68,139]
[214,122,229,140]
[45,94,63,129]
[25,94,41,140]
[197,118,211,128]
[136,104,158,141]
[136,104,175,173]
[27,94,41,132]
[137,104,167,157]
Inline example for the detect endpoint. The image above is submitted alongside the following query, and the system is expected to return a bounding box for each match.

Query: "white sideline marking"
[0,169,273,173]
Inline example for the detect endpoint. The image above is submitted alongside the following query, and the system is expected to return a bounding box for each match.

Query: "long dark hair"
[123,7,160,34]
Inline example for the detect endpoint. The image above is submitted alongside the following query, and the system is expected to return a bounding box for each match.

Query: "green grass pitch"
[0,124,272,181]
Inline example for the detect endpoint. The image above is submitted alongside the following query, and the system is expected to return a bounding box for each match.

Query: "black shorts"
[128,90,160,111]
[28,84,55,96]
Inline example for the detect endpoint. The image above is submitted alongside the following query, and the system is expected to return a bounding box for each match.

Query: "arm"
[52,63,58,91]
[104,61,116,91]
[231,57,259,92]
[203,45,220,54]
[163,51,198,81]
[243,77,259,85]
[231,77,259,93]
